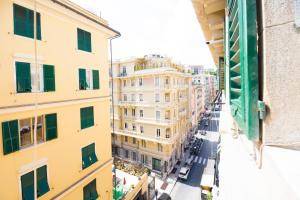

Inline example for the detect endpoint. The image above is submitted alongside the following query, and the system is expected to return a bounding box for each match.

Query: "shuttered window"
[83,179,99,200]
[13,4,41,40]
[77,28,92,52]
[92,70,100,89]
[21,165,49,200]
[152,158,161,171]
[37,165,50,197]
[2,120,19,155]
[45,113,57,141]
[80,107,94,129]
[79,68,87,90]
[16,61,31,93]
[21,171,34,200]
[227,0,259,140]
[43,65,55,92]
[82,143,98,169]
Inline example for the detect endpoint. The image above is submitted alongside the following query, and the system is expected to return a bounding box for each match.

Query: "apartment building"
[110,55,191,177]
[193,0,300,199]
[190,84,203,130]
[0,0,119,199]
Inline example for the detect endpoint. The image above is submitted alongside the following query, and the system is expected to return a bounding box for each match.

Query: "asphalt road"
[170,110,220,200]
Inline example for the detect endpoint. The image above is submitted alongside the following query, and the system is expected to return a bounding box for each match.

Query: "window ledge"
[75,48,94,54]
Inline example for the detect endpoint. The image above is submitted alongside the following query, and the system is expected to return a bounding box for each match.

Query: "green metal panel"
[37,165,50,197]
[227,0,259,140]
[43,65,55,92]
[92,70,100,89]
[79,68,87,90]
[1,120,19,155]
[83,179,98,200]
[45,113,57,141]
[16,62,31,93]
[21,171,34,200]
[80,107,94,129]
[13,4,41,40]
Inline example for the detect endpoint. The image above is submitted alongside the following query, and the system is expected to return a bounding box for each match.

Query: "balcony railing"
[113,129,179,144]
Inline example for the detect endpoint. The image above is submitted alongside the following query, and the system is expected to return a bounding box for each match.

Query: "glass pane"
[33,116,44,143]
[20,118,32,147]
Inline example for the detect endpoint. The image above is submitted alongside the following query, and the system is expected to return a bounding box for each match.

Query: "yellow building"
[110,55,191,177]
[0,0,119,199]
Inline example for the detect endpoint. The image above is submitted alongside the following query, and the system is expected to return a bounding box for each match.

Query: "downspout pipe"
[109,33,120,200]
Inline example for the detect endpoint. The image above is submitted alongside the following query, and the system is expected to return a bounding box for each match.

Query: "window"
[13,4,41,40]
[2,114,57,155]
[78,68,99,90]
[132,124,136,131]
[152,158,161,171]
[123,94,127,101]
[132,138,136,144]
[158,143,163,152]
[226,0,259,140]
[124,108,127,116]
[165,78,169,85]
[141,140,146,148]
[155,77,160,86]
[131,94,136,102]
[132,152,137,161]
[80,107,94,129]
[77,28,91,52]
[20,165,50,199]
[124,136,128,142]
[125,150,129,158]
[81,143,98,169]
[139,110,144,118]
[140,126,144,134]
[83,179,98,200]
[139,78,143,86]
[131,80,135,86]
[16,62,55,93]
[139,94,143,101]
[123,80,126,87]
[155,94,160,102]
[156,111,160,120]
[124,122,128,129]
[156,129,161,137]
[132,109,136,117]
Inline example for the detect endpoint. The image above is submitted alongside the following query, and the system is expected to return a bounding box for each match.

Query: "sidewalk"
[154,149,191,197]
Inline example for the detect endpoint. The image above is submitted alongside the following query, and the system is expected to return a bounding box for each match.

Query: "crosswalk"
[193,156,207,165]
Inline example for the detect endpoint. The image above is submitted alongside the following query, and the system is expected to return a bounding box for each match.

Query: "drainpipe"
[110,33,120,200]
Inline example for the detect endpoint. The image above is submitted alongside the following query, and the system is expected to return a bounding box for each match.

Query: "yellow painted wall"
[0,0,115,199]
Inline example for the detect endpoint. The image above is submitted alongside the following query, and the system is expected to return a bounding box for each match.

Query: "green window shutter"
[37,165,50,197]
[45,113,57,141]
[82,143,97,169]
[36,12,41,40]
[227,0,259,140]
[92,70,100,89]
[85,31,92,52]
[43,65,55,92]
[80,107,94,129]
[77,28,91,52]
[16,61,31,93]
[2,120,19,155]
[79,68,87,90]
[13,4,41,40]
[77,28,84,51]
[21,171,34,200]
[83,179,99,200]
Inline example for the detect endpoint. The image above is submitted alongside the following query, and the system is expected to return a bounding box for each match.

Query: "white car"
[178,167,191,180]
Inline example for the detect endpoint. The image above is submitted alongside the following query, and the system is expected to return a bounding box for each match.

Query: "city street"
[170,110,220,200]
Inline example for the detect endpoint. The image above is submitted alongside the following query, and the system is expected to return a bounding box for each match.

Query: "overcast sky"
[70,0,215,68]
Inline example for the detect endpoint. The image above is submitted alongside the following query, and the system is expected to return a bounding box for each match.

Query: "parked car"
[158,193,172,200]
[186,156,194,166]
[178,167,191,180]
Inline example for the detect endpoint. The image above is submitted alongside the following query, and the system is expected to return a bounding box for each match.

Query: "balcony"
[112,129,178,144]
[119,72,127,77]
